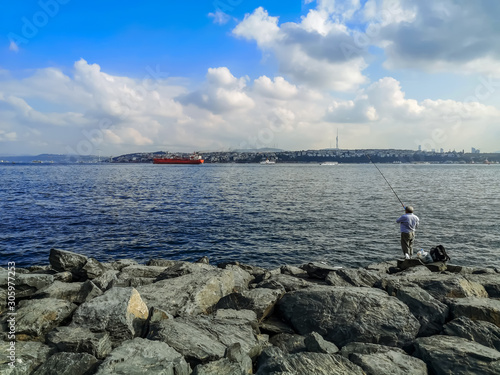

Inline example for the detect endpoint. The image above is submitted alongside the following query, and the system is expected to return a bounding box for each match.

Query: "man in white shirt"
[396,206,419,259]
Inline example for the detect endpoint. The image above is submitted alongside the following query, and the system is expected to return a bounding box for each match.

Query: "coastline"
[1,248,500,374]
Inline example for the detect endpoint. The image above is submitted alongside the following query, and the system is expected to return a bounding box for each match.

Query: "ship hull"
[153,158,204,164]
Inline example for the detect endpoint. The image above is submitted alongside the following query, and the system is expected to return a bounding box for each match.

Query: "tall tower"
[336,129,339,149]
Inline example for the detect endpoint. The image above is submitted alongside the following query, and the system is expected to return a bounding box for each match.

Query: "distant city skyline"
[1,1,500,156]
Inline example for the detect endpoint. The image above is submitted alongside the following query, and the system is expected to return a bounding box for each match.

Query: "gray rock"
[413,335,500,375]
[118,265,171,279]
[148,313,262,364]
[110,259,139,270]
[280,265,308,278]
[270,333,307,354]
[324,272,353,287]
[148,306,174,324]
[445,264,475,274]
[340,342,427,375]
[410,274,488,301]
[71,287,149,343]
[448,297,500,327]
[465,273,500,298]
[137,268,235,316]
[277,286,420,348]
[155,262,214,281]
[148,318,226,363]
[222,264,253,292]
[0,341,54,375]
[95,337,191,375]
[214,309,258,324]
[92,270,119,291]
[0,273,54,299]
[192,343,253,375]
[146,258,181,267]
[32,280,102,304]
[301,262,343,279]
[443,316,500,351]
[215,288,284,321]
[327,268,381,287]
[304,332,339,354]
[365,260,398,274]
[393,284,449,336]
[196,256,210,264]
[32,352,100,375]
[46,326,113,359]
[82,257,108,279]
[54,271,73,282]
[256,350,365,375]
[255,273,314,292]
[15,298,77,339]
[259,316,295,335]
[49,248,88,279]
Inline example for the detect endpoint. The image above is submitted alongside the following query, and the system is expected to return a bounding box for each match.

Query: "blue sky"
[1,0,499,155]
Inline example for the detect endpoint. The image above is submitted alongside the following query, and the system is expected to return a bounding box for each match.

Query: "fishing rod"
[365,154,405,209]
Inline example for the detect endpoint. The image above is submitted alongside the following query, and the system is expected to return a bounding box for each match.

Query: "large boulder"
[443,316,500,351]
[215,288,283,321]
[95,337,190,375]
[413,335,500,375]
[32,352,100,375]
[304,332,339,355]
[409,274,488,301]
[326,268,381,288]
[192,343,253,375]
[71,287,148,343]
[392,284,449,336]
[0,273,54,299]
[255,273,314,292]
[465,274,500,298]
[49,248,88,280]
[448,297,500,327]
[277,286,420,347]
[136,268,235,316]
[256,347,365,375]
[340,342,427,375]
[147,312,262,364]
[46,326,113,359]
[0,341,53,375]
[301,262,343,279]
[15,298,77,339]
[32,280,102,304]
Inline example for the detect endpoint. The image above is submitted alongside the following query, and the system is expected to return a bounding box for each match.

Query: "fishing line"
[365,154,405,209]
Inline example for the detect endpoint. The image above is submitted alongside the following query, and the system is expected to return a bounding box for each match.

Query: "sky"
[1,0,499,156]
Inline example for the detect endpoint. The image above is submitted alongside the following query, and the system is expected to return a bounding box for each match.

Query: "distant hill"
[231,147,285,153]
[0,154,101,163]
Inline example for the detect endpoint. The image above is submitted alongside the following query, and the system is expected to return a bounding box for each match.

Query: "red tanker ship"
[153,154,204,164]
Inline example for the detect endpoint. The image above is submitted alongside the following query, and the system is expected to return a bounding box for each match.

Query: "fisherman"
[396,206,419,259]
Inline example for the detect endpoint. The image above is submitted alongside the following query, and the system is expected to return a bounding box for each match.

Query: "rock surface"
[277,286,420,347]
[341,342,427,375]
[7,248,500,375]
[413,335,500,375]
[71,287,148,343]
[94,337,191,375]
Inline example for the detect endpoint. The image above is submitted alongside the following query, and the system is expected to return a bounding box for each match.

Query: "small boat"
[153,154,204,165]
[260,159,276,164]
[320,161,338,166]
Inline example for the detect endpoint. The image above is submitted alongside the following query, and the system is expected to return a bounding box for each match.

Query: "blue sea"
[1,163,499,269]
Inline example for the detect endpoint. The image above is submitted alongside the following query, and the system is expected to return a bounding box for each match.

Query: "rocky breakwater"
[1,249,500,374]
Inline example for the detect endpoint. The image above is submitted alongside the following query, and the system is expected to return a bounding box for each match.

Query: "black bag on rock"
[430,245,450,262]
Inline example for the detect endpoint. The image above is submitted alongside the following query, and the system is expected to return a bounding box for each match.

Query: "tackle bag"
[429,245,450,262]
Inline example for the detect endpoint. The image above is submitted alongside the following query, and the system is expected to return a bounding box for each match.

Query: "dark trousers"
[401,231,415,257]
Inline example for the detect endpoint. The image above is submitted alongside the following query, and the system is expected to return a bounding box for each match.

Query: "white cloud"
[233,6,368,91]
[9,41,19,52]
[208,10,231,25]
[253,76,298,99]
[366,0,500,76]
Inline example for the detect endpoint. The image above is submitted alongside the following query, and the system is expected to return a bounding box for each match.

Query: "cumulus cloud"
[178,67,254,113]
[233,6,368,91]
[364,0,500,76]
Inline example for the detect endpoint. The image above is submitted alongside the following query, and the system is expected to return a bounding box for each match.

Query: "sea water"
[1,163,499,269]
